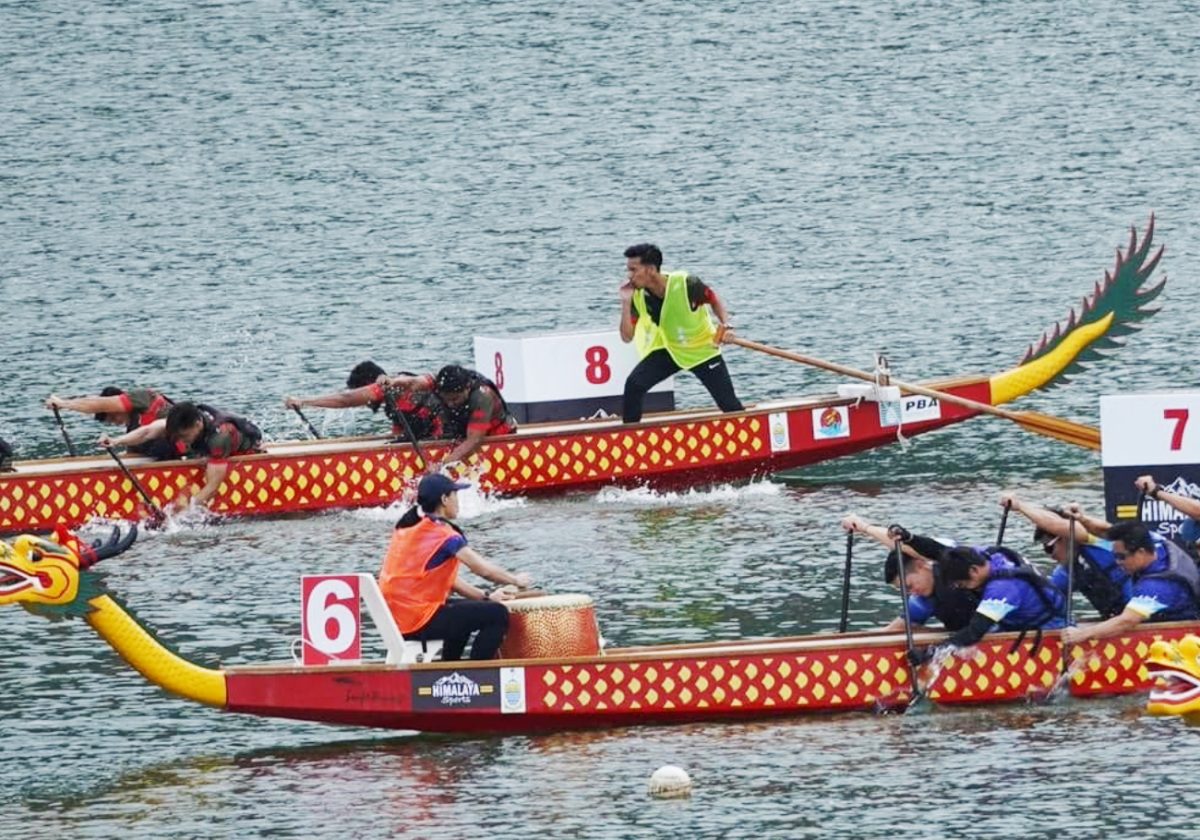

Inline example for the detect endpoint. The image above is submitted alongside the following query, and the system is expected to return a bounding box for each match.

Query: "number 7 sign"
[1101,394,1200,467]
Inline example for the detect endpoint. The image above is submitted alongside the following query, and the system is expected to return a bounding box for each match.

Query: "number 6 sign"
[301,575,362,665]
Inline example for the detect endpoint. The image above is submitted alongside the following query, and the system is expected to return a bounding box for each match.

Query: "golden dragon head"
[0,526,137,617]
[1145,635,1200,724]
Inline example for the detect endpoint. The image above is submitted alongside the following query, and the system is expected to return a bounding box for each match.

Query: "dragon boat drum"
[498,593,602,659]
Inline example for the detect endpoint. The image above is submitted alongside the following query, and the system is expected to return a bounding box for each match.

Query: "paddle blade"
[1012,411,1101,450]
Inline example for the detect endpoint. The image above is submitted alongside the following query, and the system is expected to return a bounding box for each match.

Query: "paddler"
[999,493,1131,620]
[841,515,979,631]
[379,473,532,661]
[101,401,263,510]
[933,544,1067,652]
[378,365,516,472]
[46,387,176,458]
[618,243,743,423]
[284,361,448,441]
[1062,520,1200,644]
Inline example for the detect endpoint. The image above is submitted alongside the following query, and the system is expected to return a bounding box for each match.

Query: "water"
[4,1,1200,837]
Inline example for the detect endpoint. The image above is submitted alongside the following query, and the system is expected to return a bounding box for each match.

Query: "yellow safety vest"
[631,271,720,370]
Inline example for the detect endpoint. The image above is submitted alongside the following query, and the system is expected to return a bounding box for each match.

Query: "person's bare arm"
[1136,475,1200,520]
[1061,607,1143,644]
[618,284,636,343]
[186,462,231,509]
[285,386,375,410]
[456,545,532,589]
[47,394,128,415]
[1001,493,1090,542]
[99,418,166,449]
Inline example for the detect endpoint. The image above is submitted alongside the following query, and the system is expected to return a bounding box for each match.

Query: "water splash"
[593,480,783,507]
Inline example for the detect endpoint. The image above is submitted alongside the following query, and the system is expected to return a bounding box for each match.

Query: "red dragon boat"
[0,526,1185,735]
[0,219,1164,536]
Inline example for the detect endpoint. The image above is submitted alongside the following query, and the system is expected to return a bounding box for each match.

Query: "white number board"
[474,330,673,403]
[301,574,363,665]
[1100,392,1200,467]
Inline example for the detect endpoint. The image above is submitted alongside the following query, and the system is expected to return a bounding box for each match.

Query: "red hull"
[0,380,991,534]
[223,620,1182,734]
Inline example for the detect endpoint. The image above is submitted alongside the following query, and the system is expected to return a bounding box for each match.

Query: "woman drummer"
[378,473,532,660]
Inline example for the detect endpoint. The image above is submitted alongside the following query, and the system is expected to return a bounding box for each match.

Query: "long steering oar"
[729,336,1101,450]
[104,446,165,523]
[51,406,79,456]
[290,405,322,439]
[838,531,854,633]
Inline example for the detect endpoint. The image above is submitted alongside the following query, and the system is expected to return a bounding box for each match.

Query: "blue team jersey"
[906,594,936,625]
[1128,538,1200,621]
[976,556,1066,630]
[1049,539,1132,613]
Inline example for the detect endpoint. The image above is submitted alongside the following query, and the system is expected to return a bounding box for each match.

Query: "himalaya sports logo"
[431,672,482,706]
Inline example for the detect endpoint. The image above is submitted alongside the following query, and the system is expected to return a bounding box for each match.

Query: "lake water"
[4,1,1200,837]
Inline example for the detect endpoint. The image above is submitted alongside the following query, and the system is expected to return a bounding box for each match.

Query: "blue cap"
[417,473,470,511]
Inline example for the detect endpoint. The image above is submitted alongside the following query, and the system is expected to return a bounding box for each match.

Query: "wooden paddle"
[729,336,1101,450]
[104,445,166,523]
[290,405,322,439]
[838,531,853,633]
[891,534,924,706]
[51,406,79,456]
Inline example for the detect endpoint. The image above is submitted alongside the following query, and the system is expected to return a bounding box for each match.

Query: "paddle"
[104,445,166,523]
[729,336,1101,450]
[838,531,854,633]
[388,394,433,473]
[1061,513,1077,677]
[51,406,79,456]
[996,500,1011,546]
[889,530,924,706]
[290,405,322,439]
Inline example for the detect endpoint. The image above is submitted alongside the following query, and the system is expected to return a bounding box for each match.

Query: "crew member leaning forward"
[284,360,448,441]
[379,473,532,661]
[380,365,516,472]
[101,401,263,510]
[618,242,743,423]
[840,515,979,632]
[46,387,176,458]
[1062,521,1200,645]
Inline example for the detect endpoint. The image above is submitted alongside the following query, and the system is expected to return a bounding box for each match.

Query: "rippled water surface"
[4,1,1200,837]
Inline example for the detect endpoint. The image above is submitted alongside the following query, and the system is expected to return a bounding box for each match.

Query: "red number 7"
[1165,408,1189,451]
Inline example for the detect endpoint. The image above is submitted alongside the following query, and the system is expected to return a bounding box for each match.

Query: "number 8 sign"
[301,575,362,665]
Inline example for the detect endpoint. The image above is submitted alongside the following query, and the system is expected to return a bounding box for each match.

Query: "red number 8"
[585,345,611,384]
[494,352,505,389]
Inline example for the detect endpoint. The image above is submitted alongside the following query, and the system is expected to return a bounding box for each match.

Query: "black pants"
[410,599,510,661]
[623,349,743,423]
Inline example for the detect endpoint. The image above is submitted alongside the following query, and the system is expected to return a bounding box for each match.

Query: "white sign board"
[474,330,673,403]
[1100,392,1200,467]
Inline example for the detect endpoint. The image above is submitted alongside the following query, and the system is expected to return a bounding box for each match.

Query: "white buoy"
[648,765,693,798]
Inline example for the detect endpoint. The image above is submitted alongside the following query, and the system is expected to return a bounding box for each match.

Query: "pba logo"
[812,405,850,440]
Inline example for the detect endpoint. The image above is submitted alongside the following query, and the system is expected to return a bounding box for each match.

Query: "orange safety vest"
[378,516,463,633]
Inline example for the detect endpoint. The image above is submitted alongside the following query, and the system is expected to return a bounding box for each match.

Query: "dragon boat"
[0,218,1165,536]
[3,525,1196,735]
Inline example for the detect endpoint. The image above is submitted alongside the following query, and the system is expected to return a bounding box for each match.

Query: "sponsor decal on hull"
[413,670,501,711]
[879,395,942,427]
[812,406,850,440]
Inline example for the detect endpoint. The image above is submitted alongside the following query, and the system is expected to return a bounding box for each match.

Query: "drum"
[498,593,602,660]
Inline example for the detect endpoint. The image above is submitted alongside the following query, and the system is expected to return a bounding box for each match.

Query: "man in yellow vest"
[618,243,743,422]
